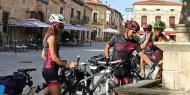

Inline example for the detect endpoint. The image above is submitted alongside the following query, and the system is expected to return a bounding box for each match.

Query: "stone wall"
[163,50,190,91]
[155,42,190,91]
[1,0,36,19]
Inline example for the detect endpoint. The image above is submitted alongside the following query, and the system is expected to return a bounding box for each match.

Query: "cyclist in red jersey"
[41,14,78,95]
[104,20,157,86]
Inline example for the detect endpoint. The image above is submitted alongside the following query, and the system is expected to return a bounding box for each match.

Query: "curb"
[115,80,187,95]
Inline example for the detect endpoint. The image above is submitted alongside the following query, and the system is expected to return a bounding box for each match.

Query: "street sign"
[125,8,133,12]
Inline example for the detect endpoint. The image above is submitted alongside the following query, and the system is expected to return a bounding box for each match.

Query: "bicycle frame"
[83,61,122,94]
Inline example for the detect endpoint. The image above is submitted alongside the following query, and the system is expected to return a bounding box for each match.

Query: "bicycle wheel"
[62,84,93,95]
[92,78,115,95]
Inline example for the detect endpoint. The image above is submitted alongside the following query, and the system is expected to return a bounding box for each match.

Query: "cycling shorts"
[144,52,157,63]
[114,64,131,78]
[42,62,60,86]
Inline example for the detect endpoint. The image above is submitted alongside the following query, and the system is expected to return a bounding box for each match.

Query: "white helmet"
[49,14,65,23]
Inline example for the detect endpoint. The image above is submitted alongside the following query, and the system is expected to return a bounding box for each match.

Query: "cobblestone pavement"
[0,41,106,94]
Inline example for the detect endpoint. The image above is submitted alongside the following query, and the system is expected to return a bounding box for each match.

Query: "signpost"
[125,8,133,12]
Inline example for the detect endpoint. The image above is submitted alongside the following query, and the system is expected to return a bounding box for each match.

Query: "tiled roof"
[84,0,109,8]
[83,0,101,3]
[133,0,182,6]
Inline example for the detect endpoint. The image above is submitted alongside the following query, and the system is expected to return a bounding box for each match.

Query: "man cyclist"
[104,20,158,86]
[140,24,157,79]
[41,14,78,95]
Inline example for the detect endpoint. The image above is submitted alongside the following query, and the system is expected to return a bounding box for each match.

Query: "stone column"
[174,24,190,42]
[155,42,190,91]
[155,0,190,91]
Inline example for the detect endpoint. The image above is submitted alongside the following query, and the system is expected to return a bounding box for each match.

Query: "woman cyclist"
[41,14,78,95]
[104,20,158,86]
[140,24,157,79]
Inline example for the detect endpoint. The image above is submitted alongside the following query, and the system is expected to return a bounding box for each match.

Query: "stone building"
[84,0,123,41]
[133,0,182,41]
[0,0,122,46]
[62,0,93,42]
[0,0,93,46]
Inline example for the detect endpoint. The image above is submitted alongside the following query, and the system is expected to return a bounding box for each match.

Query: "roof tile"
[133,0,182,6]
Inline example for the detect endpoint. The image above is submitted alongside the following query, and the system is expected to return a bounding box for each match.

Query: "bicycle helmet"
[154,21,165,29]
[143,24,152,31]
[49,14,65,24]
[125,20,140,32]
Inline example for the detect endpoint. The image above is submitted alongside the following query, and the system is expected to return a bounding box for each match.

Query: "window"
[169,16,175,28]
[60,7,63,14]
[71,8,74,17]
[93,12,98,22]
[142,8,146,11]
[22,0,26,4]
[156,9,160,11]
[2,11,9,33]
[141,16,147,27]
[76,11,81,19]
[170,9,174,11]
[155,16,161,22]
[83,9,86,17]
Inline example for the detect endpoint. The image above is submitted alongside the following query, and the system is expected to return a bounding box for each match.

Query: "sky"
[100,0,181,17]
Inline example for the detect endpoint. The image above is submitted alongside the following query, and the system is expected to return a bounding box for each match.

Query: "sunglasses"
[129,30,136,34]
[144,29,151,31]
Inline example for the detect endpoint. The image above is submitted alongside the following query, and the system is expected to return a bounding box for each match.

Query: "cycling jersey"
[42,32,60,86]
[108,34,142,78]
[109,34,142,62]
[141,32,157,61]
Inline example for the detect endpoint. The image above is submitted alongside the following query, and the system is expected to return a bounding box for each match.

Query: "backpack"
[0,75,27,95]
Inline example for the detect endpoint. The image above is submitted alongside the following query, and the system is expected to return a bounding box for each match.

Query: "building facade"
[0,0,122,46]
[133,0,182,40]
[84,0,123,41]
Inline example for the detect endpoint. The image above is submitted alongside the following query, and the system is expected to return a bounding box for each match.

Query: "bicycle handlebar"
[97,60,122,65]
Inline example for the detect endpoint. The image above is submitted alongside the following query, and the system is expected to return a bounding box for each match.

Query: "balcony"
[92,19,104,25]
[70,15,90,25]
[60,0,66,4]
[81,16,90,24]
[37,0,49,4]
[72,0,84,6]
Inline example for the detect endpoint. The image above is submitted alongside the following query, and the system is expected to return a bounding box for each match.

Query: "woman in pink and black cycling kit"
[140,24,157,79]
[41,14,77,95]
[104,20,157,86]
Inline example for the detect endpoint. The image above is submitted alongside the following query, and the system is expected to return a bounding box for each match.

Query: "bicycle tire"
[62,84,93,95]
[92,78,115,95]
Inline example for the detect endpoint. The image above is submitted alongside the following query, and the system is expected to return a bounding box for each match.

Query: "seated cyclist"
[104,20,158,86]
[140,24,157,79]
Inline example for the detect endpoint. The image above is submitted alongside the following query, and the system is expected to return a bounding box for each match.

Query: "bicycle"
[0,68,37,95]
[84,59,123,95]
[36,56,93,95]
[131,51,157,82]
[87,56,157,95]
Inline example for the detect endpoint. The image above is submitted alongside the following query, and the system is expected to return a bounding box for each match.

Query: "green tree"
[178,0,190,25]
